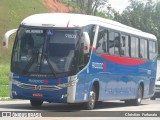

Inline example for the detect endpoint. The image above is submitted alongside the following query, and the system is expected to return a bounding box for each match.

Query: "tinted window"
[131,37,139,58]
[120,34,129,57]
[96,27,107,54]
[109,31,115,55]
[149,41,157,60]
[114,33,120,55]
[12,28,80,77]
[109,31,120,55]
[140,39,148,59]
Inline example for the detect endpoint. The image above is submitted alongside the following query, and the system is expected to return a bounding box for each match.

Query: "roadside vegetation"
[0,0,47,97]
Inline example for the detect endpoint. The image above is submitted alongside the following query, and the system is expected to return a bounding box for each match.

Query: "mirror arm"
[3,29,17,48]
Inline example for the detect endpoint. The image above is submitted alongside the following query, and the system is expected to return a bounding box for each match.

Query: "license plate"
[32,92,43,97]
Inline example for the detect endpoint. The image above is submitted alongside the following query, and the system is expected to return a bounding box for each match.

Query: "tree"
[76,0,108,15]
[113,0,160,52]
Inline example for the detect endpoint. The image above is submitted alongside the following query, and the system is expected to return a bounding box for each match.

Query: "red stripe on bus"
[103,62,107,71]
[100,54,147,65]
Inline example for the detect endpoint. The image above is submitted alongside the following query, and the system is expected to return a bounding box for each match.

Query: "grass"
[0,0,47,98]
[0,64,10,85]
[0,85,9,97]
[0,0,47,63]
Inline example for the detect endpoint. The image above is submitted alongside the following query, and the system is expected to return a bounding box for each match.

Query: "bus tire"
[150,96,156,100]
[124,100,132,105]
[84,86,96,110]
[132,85,143,106]
[125,85,143,106]
[30,100,43,107]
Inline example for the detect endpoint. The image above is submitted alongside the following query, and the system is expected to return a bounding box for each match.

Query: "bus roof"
[21,13,157,40]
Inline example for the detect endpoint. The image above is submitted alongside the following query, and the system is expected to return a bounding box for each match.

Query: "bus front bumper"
[10,76,78,103]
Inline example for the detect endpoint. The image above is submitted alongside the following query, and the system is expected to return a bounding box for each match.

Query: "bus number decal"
[92,62,103,69]
[65,34,77,39]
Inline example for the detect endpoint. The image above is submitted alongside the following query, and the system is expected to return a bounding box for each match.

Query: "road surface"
[0,99,160,119]
[0,99,160,111]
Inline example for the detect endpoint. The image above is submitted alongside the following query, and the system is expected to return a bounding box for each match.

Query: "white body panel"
[21,13,157,41]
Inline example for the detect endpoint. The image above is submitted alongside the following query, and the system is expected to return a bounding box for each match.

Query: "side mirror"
[3,29,17,48]
[83,32,90,54]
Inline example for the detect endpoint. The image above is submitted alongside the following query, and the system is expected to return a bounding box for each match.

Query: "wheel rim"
[89,91,96,108]
[137,87,142,103]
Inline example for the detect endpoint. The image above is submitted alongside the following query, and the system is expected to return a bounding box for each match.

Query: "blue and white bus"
[3,13,158,109]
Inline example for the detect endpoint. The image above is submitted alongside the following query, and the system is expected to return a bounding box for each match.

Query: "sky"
[108,0,130,13]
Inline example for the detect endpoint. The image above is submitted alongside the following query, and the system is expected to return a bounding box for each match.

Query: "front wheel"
[84,86,96,110]
[30,100,43,107]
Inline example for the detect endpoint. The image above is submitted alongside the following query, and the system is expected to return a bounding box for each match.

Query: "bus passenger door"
[75,32,90,102]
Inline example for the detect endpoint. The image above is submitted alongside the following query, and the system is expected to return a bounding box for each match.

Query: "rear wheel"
[30,100,43,107]
[125,85,143,106]
[151,96,156,100]
[133,85,143,106]
[84,86,96,110]
[125,100,132,105]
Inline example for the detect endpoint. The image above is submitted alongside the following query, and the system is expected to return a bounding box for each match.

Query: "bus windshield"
[12,27,80,78]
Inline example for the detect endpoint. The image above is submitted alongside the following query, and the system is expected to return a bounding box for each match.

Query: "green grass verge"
[0,64,10,85]
[0,0,47,98]
[0,64,9,97]
[0,85,9,97]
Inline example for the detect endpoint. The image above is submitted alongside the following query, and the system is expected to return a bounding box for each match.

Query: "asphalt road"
[0,99,160,119]
[0,99,160,111]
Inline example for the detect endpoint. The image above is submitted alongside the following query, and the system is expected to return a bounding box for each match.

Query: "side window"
[109,31,120,55]
[131,37,139,58]
[114,33,120,55]
[83,25,96,46]
[140,39,148,59]
[120,34,129,57]
[149,41,157,60]
[96,27,107,54]
[109,31,114,55]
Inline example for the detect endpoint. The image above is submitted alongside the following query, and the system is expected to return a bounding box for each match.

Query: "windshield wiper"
[43,53,57,78]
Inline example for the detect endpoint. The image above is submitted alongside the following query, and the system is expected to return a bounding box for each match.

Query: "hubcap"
[89,91,96,108]
[137,87,142,103]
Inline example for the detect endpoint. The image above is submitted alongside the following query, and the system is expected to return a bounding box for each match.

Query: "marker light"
[3,41,6,46]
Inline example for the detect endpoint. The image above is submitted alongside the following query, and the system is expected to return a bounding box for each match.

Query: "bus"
[3,13,158,110]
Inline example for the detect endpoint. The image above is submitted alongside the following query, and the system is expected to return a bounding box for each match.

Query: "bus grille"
[12,79,77,91]
[17,84,63,91]
[19,84,35,90]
